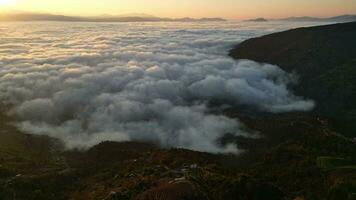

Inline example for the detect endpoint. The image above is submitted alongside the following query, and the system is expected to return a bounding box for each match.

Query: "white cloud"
[0,21,316,153]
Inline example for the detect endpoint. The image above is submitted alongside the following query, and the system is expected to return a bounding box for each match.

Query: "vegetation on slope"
[229,22,356,137]
[1,108,356,199]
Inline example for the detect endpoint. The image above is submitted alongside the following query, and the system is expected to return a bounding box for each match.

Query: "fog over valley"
[0,21,323,153]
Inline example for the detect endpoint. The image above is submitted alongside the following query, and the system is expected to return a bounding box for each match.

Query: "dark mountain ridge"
[229,22,356,137]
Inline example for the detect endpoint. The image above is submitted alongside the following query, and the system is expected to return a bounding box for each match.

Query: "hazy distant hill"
[243,14,356,23]
[279,14,356,22]
[0,13,84,21]
[0,12,226,22]
[245,18,268,22]
[97,13,157,18]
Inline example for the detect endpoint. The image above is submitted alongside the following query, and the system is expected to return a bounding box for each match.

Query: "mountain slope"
[229,22,356,137]
[1,107,356,199]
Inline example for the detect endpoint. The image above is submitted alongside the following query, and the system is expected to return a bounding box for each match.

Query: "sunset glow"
[0,0,13,6]
[3,0,356,19]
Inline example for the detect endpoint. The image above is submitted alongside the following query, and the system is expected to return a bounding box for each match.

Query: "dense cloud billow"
[0,22,316,153]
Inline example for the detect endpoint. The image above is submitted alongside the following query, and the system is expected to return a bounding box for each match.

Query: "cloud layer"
[0,21,316,153]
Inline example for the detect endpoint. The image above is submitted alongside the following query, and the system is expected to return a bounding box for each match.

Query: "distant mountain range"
[244,15,356,23]
[245,18,268,22]
[0,12,226,22]
[1,12,355,23]
[278,14,356,22]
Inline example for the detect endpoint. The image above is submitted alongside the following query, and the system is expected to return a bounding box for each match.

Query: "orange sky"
[1,0,356,19]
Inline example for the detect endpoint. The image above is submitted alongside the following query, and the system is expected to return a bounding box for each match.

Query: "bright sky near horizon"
[1,0,356,19]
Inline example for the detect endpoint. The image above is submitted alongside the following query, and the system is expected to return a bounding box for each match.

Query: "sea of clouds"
[0,21,321,153]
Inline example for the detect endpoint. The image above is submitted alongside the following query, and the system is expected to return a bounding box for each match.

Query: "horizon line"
[0,9,355,21]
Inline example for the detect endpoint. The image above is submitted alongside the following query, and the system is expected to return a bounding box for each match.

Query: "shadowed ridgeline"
[229,22,356,137]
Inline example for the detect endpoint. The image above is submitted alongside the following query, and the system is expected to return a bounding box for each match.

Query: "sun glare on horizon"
[0,0,13,6]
